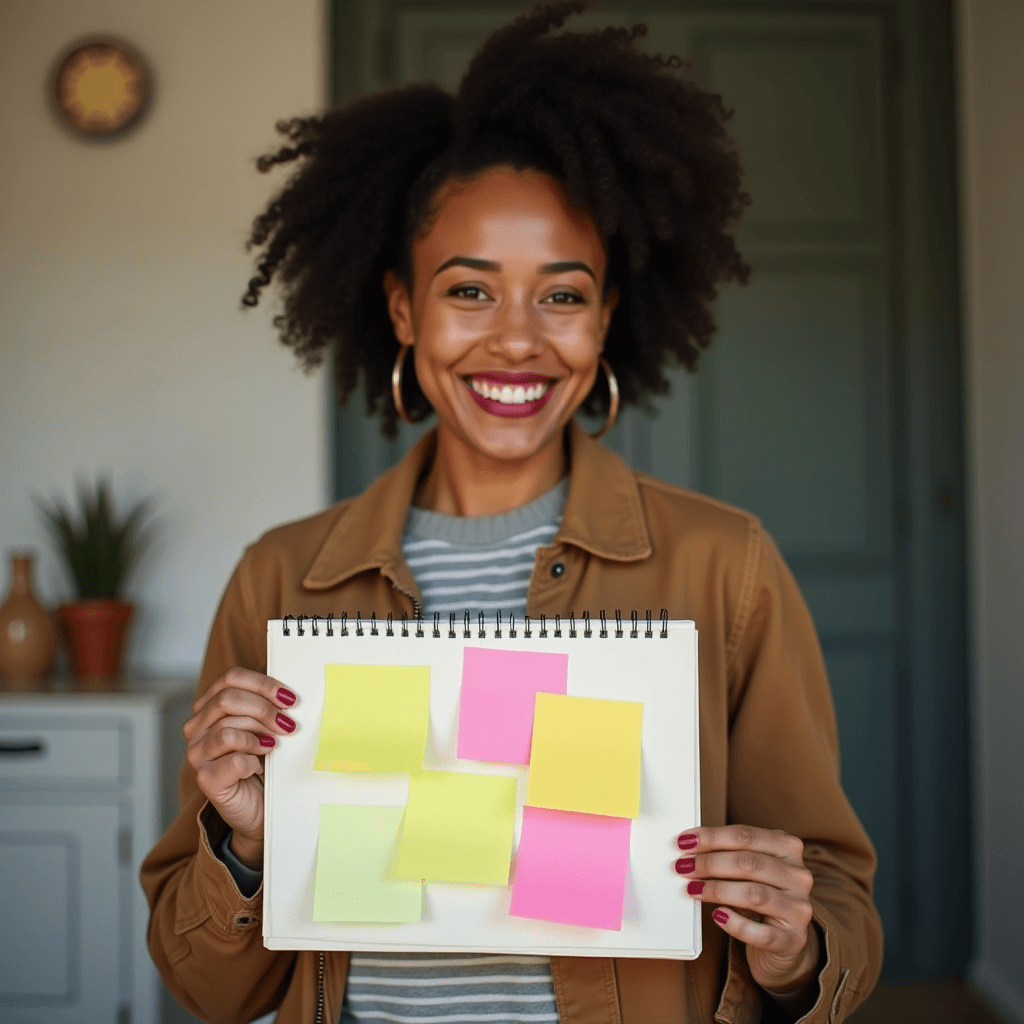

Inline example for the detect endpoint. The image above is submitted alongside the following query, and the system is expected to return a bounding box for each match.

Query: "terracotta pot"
[0,552,57,689]
[60,599,134,684]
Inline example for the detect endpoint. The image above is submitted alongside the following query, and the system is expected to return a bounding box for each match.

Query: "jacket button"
[550,562,565,578]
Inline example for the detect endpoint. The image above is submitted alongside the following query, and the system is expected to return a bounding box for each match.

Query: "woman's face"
[385,167,617,465]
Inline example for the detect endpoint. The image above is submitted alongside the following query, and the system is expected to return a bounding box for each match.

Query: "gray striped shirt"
[341,478,569,1024]
[341,953,559,1024]
[402,478,567,620]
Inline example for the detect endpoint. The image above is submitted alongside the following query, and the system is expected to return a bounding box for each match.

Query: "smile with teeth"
[468,378,554,405]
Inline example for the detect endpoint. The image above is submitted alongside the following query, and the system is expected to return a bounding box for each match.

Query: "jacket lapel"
[301,422,651,599]
[558,423,651,563]
[301,430,437,601]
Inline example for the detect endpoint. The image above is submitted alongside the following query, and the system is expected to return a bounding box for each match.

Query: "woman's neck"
[414,426,567,517]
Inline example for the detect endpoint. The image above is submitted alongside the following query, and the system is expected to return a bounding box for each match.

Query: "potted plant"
[35,478,154,684]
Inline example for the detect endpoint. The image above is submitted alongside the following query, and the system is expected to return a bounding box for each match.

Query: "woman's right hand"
[184,667,298,868]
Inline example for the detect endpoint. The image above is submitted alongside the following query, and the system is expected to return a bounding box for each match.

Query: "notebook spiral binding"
[281,609,671,640]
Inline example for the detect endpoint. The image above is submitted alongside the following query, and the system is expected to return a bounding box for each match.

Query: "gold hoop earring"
[391,345,416,426]
[590,357,620,440]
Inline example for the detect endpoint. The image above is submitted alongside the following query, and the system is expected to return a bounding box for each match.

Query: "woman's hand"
[183,667,298,869]
[674,825,820,995]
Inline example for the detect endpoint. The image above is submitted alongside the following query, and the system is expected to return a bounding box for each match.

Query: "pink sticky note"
[510,806,631,930]
[457,647,568,764]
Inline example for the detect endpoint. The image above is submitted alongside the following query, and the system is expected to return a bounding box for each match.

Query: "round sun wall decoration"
[50,36,152,139]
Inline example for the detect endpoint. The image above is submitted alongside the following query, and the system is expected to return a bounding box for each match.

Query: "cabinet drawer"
[0,720,128,784]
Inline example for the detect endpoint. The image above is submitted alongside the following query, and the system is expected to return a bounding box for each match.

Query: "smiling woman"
[383,169,618,515]
[140,4,882,1024]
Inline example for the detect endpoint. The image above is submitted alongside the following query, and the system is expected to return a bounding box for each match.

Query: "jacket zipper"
[315,582,419,1023]
[386,575,423,621]
[315,950,325,1024]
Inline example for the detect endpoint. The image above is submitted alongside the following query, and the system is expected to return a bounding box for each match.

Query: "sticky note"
[396,771,517,885]
[314,664,429,772]
[312,804,422,923]
[526,692,643,818]
[510,806,632,930]
[457,647,569,764]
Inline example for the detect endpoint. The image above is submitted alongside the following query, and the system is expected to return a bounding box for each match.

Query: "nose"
[485,293,544,362]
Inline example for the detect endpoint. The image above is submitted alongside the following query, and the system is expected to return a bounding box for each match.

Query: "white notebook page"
[264,617,701,959]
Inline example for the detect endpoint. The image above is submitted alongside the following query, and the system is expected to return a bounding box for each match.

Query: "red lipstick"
[463,374,557,419]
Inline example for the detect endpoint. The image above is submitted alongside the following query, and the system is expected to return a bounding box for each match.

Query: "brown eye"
[543,290,584,304]
[449,285,491,301]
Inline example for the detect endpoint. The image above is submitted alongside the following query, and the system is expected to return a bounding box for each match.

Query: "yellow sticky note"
[526,692,643,818]
[396,771,517,885]
[314,664,430,772]
[313,804,422,922]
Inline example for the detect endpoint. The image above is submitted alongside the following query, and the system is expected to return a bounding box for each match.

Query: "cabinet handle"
[0,739,46,756]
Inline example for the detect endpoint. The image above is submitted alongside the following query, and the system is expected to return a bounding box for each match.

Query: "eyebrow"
[539,260,596,281]
[433,256,597,281]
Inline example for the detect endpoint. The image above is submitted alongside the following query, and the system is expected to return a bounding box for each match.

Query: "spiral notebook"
[263,611,701,959]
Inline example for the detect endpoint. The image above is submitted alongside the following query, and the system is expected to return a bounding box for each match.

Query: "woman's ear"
[383,269,415,348]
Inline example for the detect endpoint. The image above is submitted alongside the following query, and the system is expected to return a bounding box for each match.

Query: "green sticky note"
[312,804,422,923]
[314,664,430,772]
[396,771,517,885]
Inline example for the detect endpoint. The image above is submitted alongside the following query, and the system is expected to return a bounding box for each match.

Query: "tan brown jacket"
[141,423,882,1024]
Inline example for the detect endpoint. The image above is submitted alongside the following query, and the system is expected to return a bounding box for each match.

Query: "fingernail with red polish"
[258,734,276,748]
[677,833,699,850]
[674,858,695,874]
[276,687,297,707]
[713,908,729,926]
[686,880,705,896]
[276,713,296,733]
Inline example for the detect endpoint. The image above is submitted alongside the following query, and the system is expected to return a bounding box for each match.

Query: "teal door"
[330,0,968,980]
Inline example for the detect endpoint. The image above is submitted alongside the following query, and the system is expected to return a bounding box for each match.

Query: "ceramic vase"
[0,552,57,689]
[60,599,134,685]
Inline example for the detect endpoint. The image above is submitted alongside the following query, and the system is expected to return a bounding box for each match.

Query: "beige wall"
[960,0,1024,1017]
[0,0,328,675]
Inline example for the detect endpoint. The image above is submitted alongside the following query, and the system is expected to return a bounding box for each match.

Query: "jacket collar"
[302,420,651,592]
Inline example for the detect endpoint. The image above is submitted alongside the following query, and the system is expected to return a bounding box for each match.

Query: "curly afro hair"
[242,0,750,437]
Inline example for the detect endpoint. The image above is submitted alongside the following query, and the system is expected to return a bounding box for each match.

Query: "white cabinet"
[0,679,194,1024]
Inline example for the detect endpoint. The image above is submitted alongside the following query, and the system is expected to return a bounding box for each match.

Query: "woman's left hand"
[674,825,820,995]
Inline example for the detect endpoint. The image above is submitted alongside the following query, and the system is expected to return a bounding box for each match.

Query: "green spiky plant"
[35,478,154,600]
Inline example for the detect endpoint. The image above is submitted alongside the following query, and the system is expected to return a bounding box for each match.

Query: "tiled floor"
[849,982,1007,1024]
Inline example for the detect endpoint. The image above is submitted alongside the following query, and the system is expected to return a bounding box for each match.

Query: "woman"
[141,4,882,1023]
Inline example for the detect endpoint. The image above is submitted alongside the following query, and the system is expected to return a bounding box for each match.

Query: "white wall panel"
[0,0,329,675]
